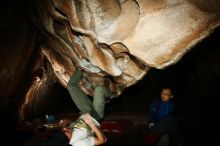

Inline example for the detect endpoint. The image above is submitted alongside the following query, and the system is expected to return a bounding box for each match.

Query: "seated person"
[149,87,184,146]
[59,113,107,146]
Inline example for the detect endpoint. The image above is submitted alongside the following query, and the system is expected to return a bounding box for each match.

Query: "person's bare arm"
[84,114,107,145]
[63,128,72,140]
[59,119,73,141]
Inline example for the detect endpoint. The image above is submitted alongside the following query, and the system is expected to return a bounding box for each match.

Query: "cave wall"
[0,1,37,115]
[0,1,59,122]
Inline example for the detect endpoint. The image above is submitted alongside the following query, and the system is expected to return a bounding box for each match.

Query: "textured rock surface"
[0,0,220,120]
[27,0,220,94]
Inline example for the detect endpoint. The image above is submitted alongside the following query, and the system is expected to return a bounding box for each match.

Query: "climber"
[42,114,106,146]
[67,68,112,121]
[148,87,184,146]
[59,113,107,146]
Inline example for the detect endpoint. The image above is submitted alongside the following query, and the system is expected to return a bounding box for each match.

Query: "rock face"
[0,0,220,120]
[28,0,220,93]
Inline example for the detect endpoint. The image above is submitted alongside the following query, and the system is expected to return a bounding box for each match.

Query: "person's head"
[58,119,73,140]
[161,87,173,102]
[58,119,72,131]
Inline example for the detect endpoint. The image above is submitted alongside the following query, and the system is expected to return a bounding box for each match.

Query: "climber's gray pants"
[67,69,109,120]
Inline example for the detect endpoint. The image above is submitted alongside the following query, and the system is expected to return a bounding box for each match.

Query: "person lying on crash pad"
[59,113,107,146]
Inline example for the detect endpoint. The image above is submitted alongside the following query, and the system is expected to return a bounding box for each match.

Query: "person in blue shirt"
[149,87,184,146]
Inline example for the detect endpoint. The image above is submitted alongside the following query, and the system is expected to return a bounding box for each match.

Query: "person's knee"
[67,81,78,90]
[66,84,71,91]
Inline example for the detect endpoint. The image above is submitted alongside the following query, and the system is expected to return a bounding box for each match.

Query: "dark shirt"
[149,98,176,123]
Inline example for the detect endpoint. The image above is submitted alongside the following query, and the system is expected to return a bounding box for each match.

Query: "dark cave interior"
[19,27,219,146]
[1,0,220,146]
